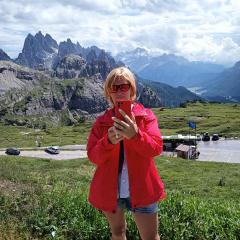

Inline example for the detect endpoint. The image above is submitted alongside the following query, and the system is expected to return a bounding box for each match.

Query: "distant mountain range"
[201,61,240,102]
[0,31,205,127]
[116,47,240,103]
[116,48,225,87]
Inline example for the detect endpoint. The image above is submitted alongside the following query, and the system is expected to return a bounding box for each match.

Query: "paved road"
[0,150,87,160]
[1,140,239,163]
[197,140,240,164]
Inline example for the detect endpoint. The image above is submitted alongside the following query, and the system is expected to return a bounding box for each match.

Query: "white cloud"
[0,0,239,65]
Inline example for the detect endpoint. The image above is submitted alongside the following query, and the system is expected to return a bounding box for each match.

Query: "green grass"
[0,155,239,239]
[1,102,240,148]
[153,102,240,137]
[0,122,92,148]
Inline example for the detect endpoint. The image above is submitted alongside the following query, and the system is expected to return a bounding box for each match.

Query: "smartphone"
[115,100,132,121]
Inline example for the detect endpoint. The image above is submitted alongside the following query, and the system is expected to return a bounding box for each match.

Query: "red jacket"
[87,102,166,212]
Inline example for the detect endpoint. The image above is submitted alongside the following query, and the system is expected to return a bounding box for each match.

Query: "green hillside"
[0,102,239,148]
[153,101,240,137]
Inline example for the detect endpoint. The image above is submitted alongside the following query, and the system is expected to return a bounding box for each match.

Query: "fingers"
[113,121,129,131]
[108,126,115,133]
[118,109,134,125]
[112,117,129,128]
[108,126,124,144]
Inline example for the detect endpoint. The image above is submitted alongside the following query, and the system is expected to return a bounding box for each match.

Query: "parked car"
[212,134,219,141]
[45,146,60,154]
[196,134,202,141]
[5,148,20,155]
[202,132,210,141]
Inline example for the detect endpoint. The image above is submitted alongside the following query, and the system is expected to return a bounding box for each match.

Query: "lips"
[116,95,126,99]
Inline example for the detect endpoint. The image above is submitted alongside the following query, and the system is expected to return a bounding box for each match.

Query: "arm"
[87,121,116,166]
[129,113,163,158]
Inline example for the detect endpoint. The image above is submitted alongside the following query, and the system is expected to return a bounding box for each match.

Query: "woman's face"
[110,77,131,106]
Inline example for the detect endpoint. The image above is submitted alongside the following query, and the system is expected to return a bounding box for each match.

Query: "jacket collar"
[132,102,148,117]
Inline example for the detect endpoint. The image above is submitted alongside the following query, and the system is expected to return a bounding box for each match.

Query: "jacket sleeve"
[87,120,116,166]
[128,109,163,158]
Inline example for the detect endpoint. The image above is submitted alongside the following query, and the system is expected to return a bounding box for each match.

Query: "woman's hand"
[108,126,124,144]
[112,109,138,140]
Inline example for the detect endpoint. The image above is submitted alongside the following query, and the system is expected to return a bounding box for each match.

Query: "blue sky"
[0,0,240,65]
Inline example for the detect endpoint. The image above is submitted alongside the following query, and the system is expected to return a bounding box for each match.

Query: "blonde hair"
[104,67,137,105]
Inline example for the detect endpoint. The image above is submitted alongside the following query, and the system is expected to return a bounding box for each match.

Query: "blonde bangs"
[104,67,137,105]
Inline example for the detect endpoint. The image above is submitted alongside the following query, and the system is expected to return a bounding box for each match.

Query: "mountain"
[0,49,11,61]
[201,61,240,102]
[116,48,225,88]
[15,32,119,71]
[139,77,203,107]
[0,32,208,128]
[0,59,203,127]
[15,31,58,69]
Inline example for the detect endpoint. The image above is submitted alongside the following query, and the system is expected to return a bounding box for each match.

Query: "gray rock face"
[0,49,11,61]
[68,74,109,113]
[53,54,116,80]
[0,60,47,99]
[57,39,83,59]
[54,55,88,79]
[15,31,58,69]
[0,59,109,116]
[137,82,162,107]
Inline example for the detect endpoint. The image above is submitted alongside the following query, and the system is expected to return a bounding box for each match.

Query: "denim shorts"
[117,198,158,214]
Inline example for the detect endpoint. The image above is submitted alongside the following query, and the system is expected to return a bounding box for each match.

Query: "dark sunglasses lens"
[111,85,118,92]
[111,84,130,92]
[120,84,130,91]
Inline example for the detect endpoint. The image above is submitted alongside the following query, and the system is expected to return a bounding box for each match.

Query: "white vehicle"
[45,146,60,154]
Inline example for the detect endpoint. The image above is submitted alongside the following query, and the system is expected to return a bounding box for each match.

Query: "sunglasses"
[110,84,130,93]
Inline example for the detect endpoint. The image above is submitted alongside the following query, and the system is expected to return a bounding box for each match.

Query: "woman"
[87,67,166,240]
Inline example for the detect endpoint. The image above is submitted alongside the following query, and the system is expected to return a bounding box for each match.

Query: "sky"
[0,0,240,66]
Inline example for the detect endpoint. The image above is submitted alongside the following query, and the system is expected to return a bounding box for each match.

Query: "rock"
[0,49,11,61]
[15,31,58,69]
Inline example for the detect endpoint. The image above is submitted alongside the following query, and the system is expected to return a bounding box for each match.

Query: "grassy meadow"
[153,101,240,137]
[0,122,92,149]
[0,155,239,239]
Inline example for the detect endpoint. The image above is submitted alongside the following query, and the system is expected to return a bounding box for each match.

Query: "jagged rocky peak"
[54,54,88,79]
[58,38,83,59]
[32,31,58,53]
[15,31,58,69]
[137,82,162,108]
[86,49,97,62]
[58,54,87,70]
[44,33,58,49]
[89,46,103,57]
[0,49,11,61]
